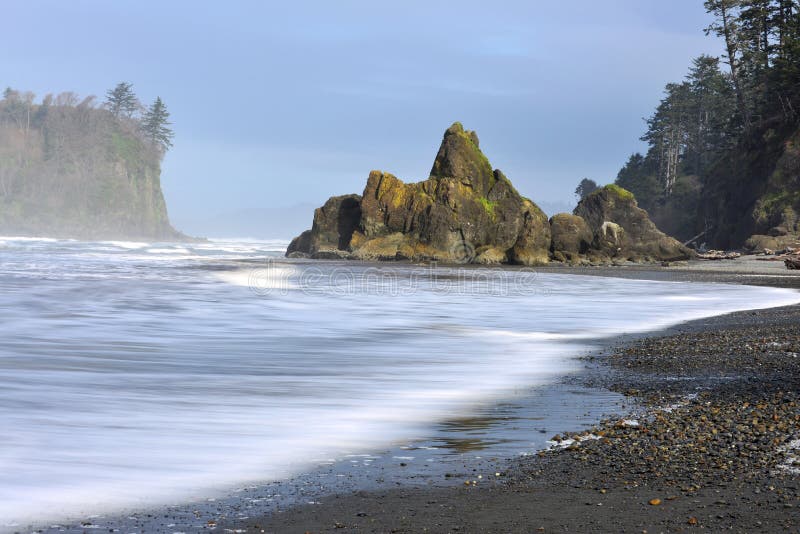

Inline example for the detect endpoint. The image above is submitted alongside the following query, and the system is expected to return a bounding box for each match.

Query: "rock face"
[701,126,800,249]
[287,126,690,264]
[286,194,361,259]
[572,185,694,262]
[429,123,494,196]
[740,129,800,253]
[287,123,551,264]
[549,213,592,262]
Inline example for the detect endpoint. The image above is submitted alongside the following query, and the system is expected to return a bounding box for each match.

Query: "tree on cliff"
[105,82,138,118]
[615,153,661,210]
[637,55,735,198]
[615,0,800,245]
[2,88,35,133]
[140,97,174,151]
[574,178,599,200]
[704,0,751,130]
[0,85,180,239]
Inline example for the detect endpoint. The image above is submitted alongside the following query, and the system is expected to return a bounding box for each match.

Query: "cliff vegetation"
[613,0,800,251]
[0,83,184,240]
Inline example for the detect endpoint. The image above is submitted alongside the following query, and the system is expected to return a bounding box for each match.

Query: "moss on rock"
[574,186,693,262]
[429,122,495,197]
[287,123,551,264]
[601,183,636,202]
[286,123,692,265]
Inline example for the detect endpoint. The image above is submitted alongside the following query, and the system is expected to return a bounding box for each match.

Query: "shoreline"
[10,263,799,533]
[220,266,800,533]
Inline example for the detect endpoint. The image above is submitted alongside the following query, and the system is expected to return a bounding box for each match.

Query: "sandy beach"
[220,258,800,533]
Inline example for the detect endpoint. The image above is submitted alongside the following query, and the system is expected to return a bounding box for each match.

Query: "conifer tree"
[140,97,174,151]
[574,178,599,200]
[105,82,138,118]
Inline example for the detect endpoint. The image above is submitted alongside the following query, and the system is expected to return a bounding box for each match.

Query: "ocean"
[1,236,799,529]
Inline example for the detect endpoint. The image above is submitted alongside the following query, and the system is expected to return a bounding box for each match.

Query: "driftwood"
[786,256,800,270]
[697,250,741,260]
[683,229,708,247]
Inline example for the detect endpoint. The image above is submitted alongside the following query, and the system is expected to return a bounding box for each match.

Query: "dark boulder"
[286,194,361,259]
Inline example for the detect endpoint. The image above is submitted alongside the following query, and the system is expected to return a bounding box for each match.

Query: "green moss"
[479,196,498,220]
[753,190,800,224]
[602,184,635,201]
[111,132,142,167]
[449,124,492,174]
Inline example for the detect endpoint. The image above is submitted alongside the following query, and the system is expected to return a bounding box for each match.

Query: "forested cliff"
[615,0,800,251]
[0,84,184,241]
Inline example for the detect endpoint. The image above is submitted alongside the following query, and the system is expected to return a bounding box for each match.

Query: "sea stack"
[287,122,551,264]
[287,124,692,264]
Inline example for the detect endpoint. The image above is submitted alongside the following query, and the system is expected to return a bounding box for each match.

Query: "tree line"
[0,82,175,228]
[1,82,174,153]
[607,0,800,241]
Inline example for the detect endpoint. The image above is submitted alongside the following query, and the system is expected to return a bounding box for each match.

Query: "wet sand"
[224,260,800,533]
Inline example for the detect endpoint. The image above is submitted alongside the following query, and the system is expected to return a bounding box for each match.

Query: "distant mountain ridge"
[0,88,186,241]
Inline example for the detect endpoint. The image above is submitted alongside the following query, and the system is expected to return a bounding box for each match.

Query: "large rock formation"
[287,125,691,264]
[287,123,551,264]
[569,185,693,262]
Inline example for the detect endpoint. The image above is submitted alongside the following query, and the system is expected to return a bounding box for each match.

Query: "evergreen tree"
[705,0,752,130]
[615,0,800,244]
[574,178,599,200]
[140,97,174,151]
[642,82,692,195]
[105,82,138,118]
[635,56,735,199]
[683,55,736,174]
[615,153,661,210]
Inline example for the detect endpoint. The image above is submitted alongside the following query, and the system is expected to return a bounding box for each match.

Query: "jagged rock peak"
[429,122,494,196]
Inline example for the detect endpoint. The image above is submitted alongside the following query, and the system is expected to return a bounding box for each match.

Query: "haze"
[2,0,721,238]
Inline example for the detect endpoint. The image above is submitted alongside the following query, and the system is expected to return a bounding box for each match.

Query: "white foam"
[98,240,149,249]
[214,266,298,292]
[0,235,59,242]
[146,247,191,254]
[546,433,602,449]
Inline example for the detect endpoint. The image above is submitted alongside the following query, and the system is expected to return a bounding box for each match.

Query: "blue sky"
[2,1,722,237]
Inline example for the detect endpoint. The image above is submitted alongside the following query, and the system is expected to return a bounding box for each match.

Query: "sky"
[2,1,723,238]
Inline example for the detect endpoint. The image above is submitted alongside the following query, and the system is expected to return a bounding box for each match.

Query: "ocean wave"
[145,247,191,254]
[98,240,150,249]
[0,235,60,242]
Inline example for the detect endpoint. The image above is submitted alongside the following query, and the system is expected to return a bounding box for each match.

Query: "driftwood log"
[698,250,742,260]
[786,256,800,270]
